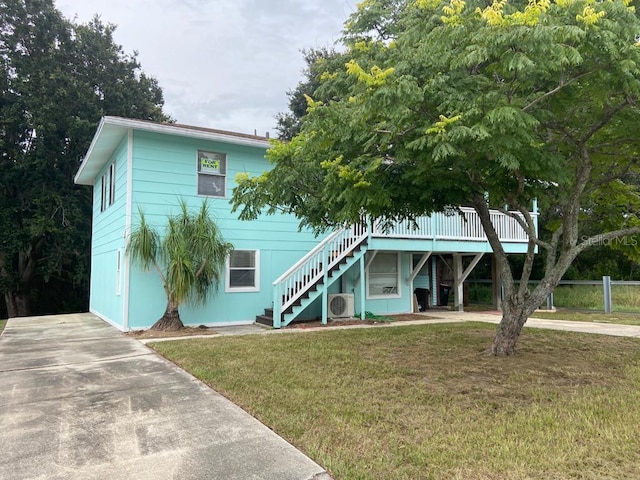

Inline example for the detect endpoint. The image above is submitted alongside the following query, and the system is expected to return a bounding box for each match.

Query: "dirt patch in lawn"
[285,313,440,329]
[127,325,217,339]
[128,313,441,338]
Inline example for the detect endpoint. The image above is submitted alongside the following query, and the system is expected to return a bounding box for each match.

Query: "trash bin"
[414,288,430,311]
[438,284,451,306]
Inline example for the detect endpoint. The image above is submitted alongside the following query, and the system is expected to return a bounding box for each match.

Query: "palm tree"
[127,199,233,331]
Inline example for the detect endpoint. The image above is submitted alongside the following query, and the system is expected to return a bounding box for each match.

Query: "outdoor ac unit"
[328,294,355,318]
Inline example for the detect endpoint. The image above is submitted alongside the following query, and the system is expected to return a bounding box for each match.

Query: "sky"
[55,0,355,136]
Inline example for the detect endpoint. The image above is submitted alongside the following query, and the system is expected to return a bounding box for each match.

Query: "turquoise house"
[75,116,536,331]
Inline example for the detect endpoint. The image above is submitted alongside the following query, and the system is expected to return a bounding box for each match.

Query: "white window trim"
[197,150,227,198]
[225,250,260,293]
[366,251,402,299]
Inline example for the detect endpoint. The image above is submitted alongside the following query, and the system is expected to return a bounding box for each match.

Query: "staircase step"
[255,315,273,327]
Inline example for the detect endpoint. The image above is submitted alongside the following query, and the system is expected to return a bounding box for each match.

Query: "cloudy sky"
[55,0,355,136]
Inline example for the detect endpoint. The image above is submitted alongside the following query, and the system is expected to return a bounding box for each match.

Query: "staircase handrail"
[272,228,345,286]
[272,224,369,327]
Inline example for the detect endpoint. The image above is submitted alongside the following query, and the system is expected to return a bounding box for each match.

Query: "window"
[367,252,400,297]
[197,150,226,197]
[100,172,108,212]
[100,162,116,212]
[226,250,259,292]
[109,162,116,206]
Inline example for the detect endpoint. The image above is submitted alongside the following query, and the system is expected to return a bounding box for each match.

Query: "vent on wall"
[328,294,355,318]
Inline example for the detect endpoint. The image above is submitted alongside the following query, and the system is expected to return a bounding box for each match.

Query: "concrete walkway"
[433,310,640,337]
[141,310,640,343]
[0,313,331,480]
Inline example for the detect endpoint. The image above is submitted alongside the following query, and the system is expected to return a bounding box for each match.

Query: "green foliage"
[0,0,170,316]
[236,0,640,231]
[234,0,640,351]
[127,200,233,310]
[126,208,160,272]
[275,48,348,140]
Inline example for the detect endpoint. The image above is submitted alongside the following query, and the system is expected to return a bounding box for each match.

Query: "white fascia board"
[74,117,108,186]
[103,116,272,149]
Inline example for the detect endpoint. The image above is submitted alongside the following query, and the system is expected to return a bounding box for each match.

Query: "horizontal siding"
[89,137,127,327]
[120,129,517,328]
[127,131,326,328]
[340,253,413,317]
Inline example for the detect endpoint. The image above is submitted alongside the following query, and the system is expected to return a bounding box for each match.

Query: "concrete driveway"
[0,313,331,480]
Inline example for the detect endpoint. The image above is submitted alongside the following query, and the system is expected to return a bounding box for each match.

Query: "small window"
[197,150,227,197]
[109,162,116,206]
[367,252,401,298]
[226,250,259,292]
[100,162,116,212]
[100,173,108,212]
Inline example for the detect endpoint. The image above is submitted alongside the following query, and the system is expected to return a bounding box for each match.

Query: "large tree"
[127,200,233,331]
[233,0,640,354]
[275,48,347,140]
[0,0,169,317]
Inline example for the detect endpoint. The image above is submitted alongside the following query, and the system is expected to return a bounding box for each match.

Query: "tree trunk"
[150,300,184,331]
[491,290,547,355]
[491,307,529,355]
[4,291,32,318]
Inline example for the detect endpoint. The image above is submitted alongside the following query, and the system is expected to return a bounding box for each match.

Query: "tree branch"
[580,99,629,145]
[575,226,640,257]
[497,206,550,250]
[583,160,636,195]
[522,70,595,112]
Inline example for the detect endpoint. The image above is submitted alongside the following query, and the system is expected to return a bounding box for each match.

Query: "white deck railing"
[371,207,535,243]
[271,208,535,327]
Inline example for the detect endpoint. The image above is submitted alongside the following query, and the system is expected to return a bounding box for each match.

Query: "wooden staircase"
[257,224,369,328]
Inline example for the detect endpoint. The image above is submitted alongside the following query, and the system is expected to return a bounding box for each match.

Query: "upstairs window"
[109,162,116,206]
[100,172,108,212]
[197,150,226,197]
[100,162,116,212]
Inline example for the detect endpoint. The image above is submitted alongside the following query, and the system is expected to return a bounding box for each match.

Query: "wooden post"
[453,254,464,312]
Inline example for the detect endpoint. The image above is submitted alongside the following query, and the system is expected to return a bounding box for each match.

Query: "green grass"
[542,284,640,312]
[152,323,640,480]
[531,310,640,325]
[468,283,640,313]
[0,319,6,333]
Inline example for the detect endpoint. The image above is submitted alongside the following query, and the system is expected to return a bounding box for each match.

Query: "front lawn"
[0,319,6,333]
[152,323,640,480]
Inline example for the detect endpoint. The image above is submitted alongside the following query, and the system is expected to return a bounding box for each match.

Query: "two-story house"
[74,116,536,331]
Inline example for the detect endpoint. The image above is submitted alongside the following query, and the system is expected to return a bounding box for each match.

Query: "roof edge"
[103,116,272,146]
[74,117,108,185]
[74,116,273,186]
